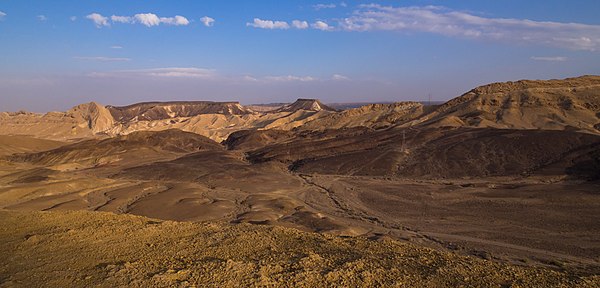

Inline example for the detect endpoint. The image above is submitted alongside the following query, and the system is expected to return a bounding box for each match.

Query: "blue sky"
[0,0,599,112]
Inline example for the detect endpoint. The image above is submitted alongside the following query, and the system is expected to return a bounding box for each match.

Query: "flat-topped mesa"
[107,101,255,122]
[273,99,337,113]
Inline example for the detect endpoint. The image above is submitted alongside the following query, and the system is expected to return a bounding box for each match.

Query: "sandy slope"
[0,135,64,157]
[1,210,598,287]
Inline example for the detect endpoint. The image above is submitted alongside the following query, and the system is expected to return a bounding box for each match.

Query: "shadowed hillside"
[242,127,600,179]
[8,129,223,168]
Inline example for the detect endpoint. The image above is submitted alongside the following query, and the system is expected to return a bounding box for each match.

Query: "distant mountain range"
[1,75,599,143]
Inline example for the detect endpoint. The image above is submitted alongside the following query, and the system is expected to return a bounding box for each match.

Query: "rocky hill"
[0,102,114,140]
[299,102,423,130]
[415,76,600,134]
[8,129,222,169]
[272,99,337,113]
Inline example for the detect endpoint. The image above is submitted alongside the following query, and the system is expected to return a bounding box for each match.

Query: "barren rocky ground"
[1,210,598,287]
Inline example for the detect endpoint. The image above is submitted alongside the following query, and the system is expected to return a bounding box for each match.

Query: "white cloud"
[111,15,133,24]
[70,16,77,21]
[340,2,347,8]
[242,74,351,83]
[531,56,567,62]
[37,15,48,22]
[265,75,316,82]
[86,68,345,83]
[247,18,290,29]
[110,45,123,49]
[339,4,600,51]
[74,56,131,62]
[86,13,109,27]
[0,11,6,19]
[332,74,349,80]
[134,13,161,27]
[312,21,332,31]
[241,74,352,83]
[134,14,189,26]
[243,75,259,82]
[142,67,214,78]
[160,15,189,26]
[200,16,215,27]
[93,13,190,27]
[89,67,217,79]
[314,4,336,10]
[292,20,309,29]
